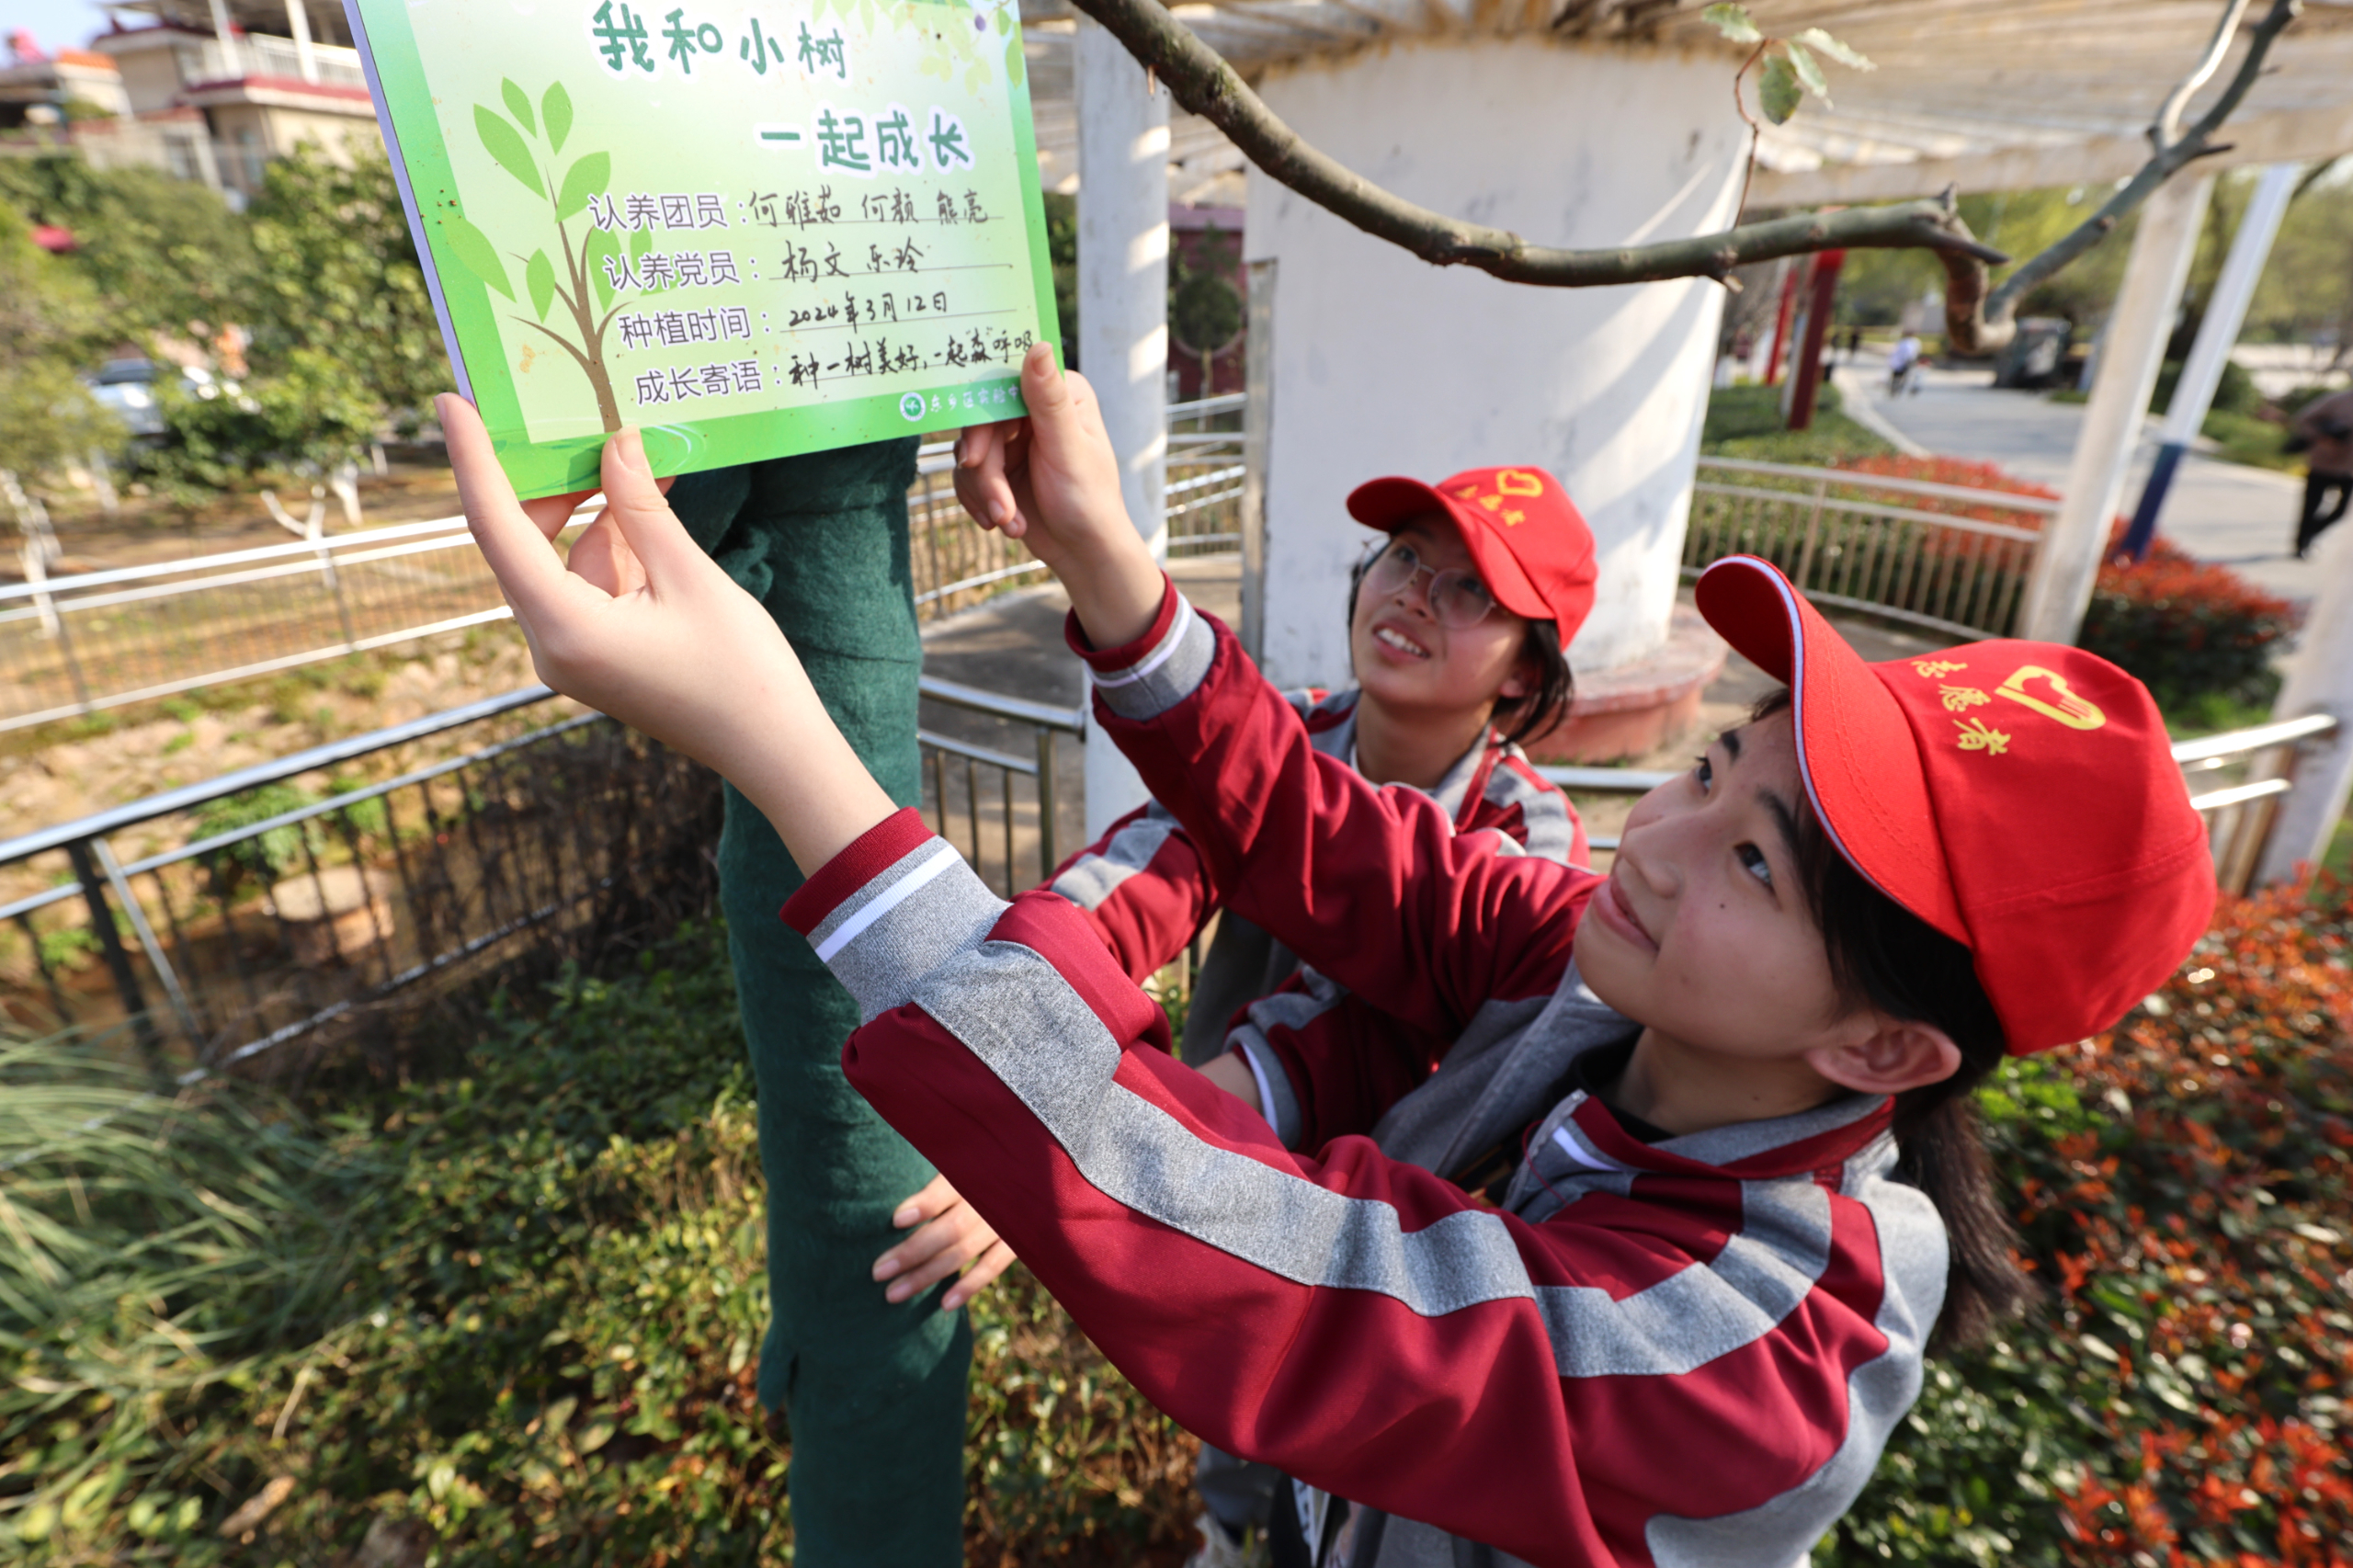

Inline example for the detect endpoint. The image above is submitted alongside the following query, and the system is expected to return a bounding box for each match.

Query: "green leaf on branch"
[474,106,542,197]
[1005,32,1023,87]
[543,81,574,156]
[556,152,609,222]
[501,78,537,138]
[630,225,654,263]
[1758,53,1802,123]
[1702,4,1761,44]
[1782,40,1830,103]
[585,227,622,312]
[526,249,555,321]
[438,213,514,299]
[995,3,1010,34]
[1791,27,1874,71]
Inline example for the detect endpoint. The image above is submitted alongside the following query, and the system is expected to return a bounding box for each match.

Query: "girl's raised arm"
[957,353,1593,1040]
[438,393,894,876]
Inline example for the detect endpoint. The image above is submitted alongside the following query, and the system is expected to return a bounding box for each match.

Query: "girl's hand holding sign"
[438,392,896,878]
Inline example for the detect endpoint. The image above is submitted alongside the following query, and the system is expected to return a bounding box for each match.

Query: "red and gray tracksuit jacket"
[1047,687,1587,1134]
[784,584,1948,1568]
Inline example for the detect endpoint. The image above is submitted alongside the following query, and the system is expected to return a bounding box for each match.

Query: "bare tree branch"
[1943,0,2302,352]
[1067,0,2302,358]
[2153,0,2256,151]
[1063,0,2006,285]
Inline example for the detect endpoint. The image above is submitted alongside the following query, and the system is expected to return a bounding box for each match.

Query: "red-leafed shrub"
[1838,453,2060,515]
[1831,456,2299,707]
[1826,882,2353,1567]
[2079,530,2301,710]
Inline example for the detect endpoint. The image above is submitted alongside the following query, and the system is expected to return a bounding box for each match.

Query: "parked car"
[84,358,234,440]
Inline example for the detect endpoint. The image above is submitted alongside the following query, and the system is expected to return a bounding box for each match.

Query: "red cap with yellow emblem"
[1347,465,1597,641]
[1693,554,2214,1054]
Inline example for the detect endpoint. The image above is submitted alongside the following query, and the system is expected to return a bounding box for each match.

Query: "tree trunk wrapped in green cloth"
[669,438,967,1567]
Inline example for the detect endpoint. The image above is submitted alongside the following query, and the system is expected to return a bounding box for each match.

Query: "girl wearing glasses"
[1040,466,1597,1564]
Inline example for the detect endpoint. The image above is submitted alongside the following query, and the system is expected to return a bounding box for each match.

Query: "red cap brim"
[1693,557,1970,944]
[1347,476,1552,625]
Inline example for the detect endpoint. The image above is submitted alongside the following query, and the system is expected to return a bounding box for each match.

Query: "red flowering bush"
[1826,883,2353,1567]
[1829,457,2298,707]
[2079,531,2301,709]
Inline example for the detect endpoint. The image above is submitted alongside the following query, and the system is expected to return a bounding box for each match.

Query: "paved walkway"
[1836,363,2324,606]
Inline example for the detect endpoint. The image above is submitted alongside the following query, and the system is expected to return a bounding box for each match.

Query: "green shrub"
[2154,357,2262,419]
[140,348,380,510]
[1823,882,2353,1565]
[1,924,1197,1563]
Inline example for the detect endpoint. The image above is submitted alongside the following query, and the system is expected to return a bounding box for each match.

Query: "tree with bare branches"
[1065,0,2304,355]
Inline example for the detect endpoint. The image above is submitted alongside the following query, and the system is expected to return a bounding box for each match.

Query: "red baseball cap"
[1347,466,1597,641]
[1693,555,2214,1054]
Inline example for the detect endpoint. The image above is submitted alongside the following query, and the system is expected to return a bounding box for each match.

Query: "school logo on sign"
[899,392,926,422]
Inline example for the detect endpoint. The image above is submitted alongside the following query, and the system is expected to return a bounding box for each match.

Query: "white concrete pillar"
[1074,16,1168,839]
[286,0,320,83]
[206,0,242,78]
[2255,526,2353,886]
[2017,172,2214,642]
[1242,40,1747,690]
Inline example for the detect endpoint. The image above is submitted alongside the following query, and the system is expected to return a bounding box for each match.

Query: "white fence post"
[2255,527,2353,886]
[2018,173,2214,643]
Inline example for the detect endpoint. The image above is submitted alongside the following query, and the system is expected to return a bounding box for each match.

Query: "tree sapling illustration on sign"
[438,79,646,433]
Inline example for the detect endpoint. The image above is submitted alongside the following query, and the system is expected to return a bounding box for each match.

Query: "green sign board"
[346,0,1060,497]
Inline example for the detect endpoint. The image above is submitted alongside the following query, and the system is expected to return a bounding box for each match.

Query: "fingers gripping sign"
[436,393,897,875]
[949,345,1168,652]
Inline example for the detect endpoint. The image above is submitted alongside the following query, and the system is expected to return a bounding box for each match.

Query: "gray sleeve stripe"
[1644,1147,1939,1564]
[1537,1180,1833,1379]
[811,845,1010,1023]
[911,940,1840,1377]
[1049,808,1181,910]
[1091,597,1219,722]
[1091,597,1195,687]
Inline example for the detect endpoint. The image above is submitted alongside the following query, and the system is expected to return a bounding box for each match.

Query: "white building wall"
[1245,40,1747,687]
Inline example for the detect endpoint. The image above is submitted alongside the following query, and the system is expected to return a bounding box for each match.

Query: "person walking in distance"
[2290,386,2353,558]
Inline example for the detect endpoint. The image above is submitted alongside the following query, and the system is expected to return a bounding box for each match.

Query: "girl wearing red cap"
[1044,466,1596,1562]
[438,346,2214,1568]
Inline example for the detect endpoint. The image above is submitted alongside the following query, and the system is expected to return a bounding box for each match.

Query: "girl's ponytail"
[1754,692,2041,1354]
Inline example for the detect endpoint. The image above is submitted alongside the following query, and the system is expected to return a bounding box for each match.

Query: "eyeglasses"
[1361,540,1498,630]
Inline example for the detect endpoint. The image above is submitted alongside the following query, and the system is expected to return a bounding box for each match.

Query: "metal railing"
[908,392,1245,622]
[0,511,588,734]
[1687,457,2057,641]
[187,32,373,90]
[0,688,720,1074]
[915,675,1086,895]
[1540,714,2343,890]
[0,674,1093,1059]
[4,398,1251,733]
[3,675,2338,1056]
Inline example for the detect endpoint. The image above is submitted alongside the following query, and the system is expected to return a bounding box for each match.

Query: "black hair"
[1346,538,1574,749]
[1753,688,2040,1356]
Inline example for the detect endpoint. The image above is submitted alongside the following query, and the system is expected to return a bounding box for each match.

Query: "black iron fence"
[0,689,720,1078]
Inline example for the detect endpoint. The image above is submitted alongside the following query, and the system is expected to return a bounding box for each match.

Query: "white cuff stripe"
[1240,1046,1279,1131]
[813,843,961,962]
[1089,599,1195,688]
[1554,1122,1631,1174]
